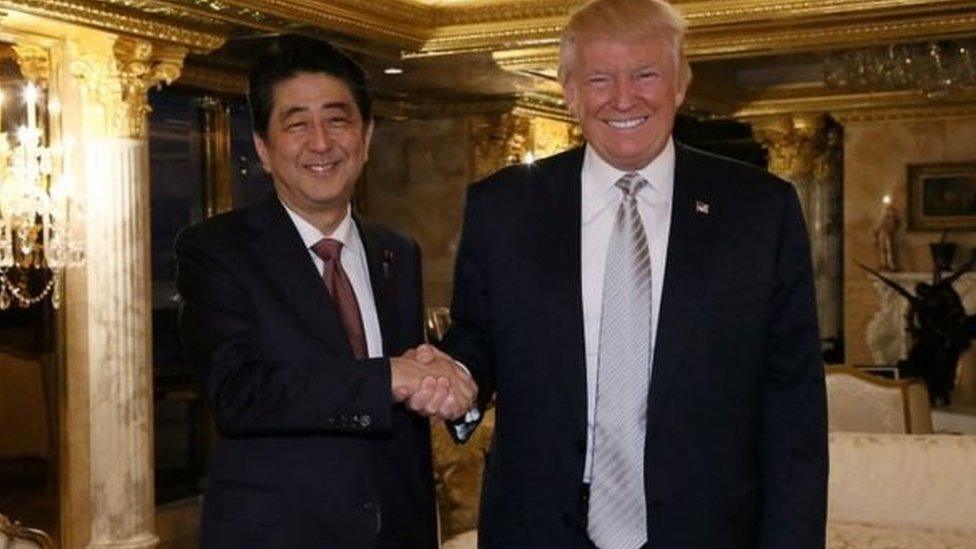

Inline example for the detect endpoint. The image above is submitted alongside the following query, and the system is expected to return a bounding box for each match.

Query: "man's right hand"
[390,349,477,420]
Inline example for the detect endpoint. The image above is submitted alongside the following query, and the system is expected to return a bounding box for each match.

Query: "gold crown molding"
[688,10,976,60]
[433,0,575,26]
[678,0,972,26]
[375,95,522,120]
[97,0,239,33]
[69,36,187,139]
[511,92,573,123]
[374,91,570,121]
[177,62,248,95]
[0,0,225,53]
[832,103,976,123]
[484,8,976,71]
[732,87,976,123]
[111,0,278,28]
[226,0,431,48]
[492,47,559,71]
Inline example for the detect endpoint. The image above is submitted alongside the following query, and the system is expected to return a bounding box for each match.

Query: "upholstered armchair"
[0,513,53,549]
[825,365,933,434]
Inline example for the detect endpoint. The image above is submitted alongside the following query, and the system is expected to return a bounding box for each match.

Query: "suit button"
[362,501,376,512]
[359,414,372,428]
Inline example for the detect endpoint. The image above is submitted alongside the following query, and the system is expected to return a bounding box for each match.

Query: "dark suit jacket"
[176,193,438,549]
[441,143,828,548]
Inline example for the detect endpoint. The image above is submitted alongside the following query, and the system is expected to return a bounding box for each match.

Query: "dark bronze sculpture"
[860,250,976,406]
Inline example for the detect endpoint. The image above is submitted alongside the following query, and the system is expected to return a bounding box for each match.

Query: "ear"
[674,63,691,109]
[562,78,580,118]
[363,119,375,161]
[253,132,272,173]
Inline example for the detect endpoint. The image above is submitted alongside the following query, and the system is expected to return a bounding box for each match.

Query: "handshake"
[390,344,477,421]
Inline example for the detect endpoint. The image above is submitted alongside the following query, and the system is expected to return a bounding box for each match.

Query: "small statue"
[860,249,976,406]
[874,195,900,271]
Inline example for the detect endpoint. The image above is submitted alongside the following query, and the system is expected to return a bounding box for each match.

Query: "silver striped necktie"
[588,172,651,549]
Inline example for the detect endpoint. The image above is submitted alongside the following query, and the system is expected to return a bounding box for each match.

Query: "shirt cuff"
[452,359,481,422]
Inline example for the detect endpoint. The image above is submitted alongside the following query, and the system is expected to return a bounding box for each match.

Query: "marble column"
[752,114,844,352]
[60,34,185,549]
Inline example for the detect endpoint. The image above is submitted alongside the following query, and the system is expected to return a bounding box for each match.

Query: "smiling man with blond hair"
[433,0,829,546]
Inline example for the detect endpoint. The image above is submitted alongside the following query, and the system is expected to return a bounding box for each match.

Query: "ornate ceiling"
[2,0,976,119]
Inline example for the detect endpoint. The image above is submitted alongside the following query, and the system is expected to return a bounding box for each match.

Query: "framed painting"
[908,162,976,230]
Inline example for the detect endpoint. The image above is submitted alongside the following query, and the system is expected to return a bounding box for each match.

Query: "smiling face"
[254,71,372,225]
[562,34,687,171]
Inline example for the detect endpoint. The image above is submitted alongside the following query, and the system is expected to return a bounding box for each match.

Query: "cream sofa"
[827,432,976,548]
[441,432,976,548]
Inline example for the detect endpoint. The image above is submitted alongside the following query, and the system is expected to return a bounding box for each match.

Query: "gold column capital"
[12,43,51,83]
[68,36,186,140]
[751,113,829,184]
[469,112,532,181]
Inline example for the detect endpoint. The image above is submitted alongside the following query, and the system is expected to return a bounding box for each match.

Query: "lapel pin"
[382,249,394,279]
[695,200,710,215]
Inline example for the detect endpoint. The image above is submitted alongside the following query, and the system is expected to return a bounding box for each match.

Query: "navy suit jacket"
[176,193,438,549]
[442,143,828,548]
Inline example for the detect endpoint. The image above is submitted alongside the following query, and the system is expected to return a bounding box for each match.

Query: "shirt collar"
[582,137,676,211]
[280,200,358,252]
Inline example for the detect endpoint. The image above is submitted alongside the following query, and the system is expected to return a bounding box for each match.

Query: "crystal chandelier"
[824,39,976,99]
[0,82,84,309]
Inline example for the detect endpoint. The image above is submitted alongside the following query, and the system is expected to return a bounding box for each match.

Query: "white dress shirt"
[282,202,384,358]
[581,139,675,483]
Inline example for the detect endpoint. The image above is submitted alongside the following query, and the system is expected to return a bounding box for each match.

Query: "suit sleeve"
[175,228,393,437]
[759,185,829,548]
[439,187,497,442]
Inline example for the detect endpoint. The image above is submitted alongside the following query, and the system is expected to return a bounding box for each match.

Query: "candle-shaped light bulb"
[882,194,892,206]
[60,136,75,193]
[23,83,38,130]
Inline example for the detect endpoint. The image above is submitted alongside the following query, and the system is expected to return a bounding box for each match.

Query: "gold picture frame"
[908,162,976,230]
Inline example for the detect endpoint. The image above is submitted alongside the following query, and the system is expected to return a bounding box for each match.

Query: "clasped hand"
[390,344,477,421]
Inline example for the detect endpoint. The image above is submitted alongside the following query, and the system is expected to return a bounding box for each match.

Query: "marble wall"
[363,114,577,309]
[363,117,472,308]
[844,116,976,365]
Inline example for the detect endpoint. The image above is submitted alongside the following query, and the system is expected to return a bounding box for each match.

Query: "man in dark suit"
[424,0,828,547]
[176,36,475,548]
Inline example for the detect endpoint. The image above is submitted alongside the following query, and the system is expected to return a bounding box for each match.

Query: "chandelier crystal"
[824,39,976,99]
[0,82,84,309]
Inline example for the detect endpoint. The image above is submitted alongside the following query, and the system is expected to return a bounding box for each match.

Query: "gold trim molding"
[0,0,225,53]
[178,62,249,95]
[4,0,976,63]
[733,87,976,119]
[375,92,571,122]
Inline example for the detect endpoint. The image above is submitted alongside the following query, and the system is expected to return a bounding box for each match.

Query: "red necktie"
[311,238,368,359]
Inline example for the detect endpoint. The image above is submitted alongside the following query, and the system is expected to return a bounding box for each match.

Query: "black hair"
[248,35,372,137]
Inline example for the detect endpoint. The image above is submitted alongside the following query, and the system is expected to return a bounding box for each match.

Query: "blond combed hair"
[558,0,692,87]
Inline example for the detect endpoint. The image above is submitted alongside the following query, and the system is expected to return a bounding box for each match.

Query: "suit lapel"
[355,215,395,355]
[540,148,589,438]
[245,193,351,351]
[648,144,718,432]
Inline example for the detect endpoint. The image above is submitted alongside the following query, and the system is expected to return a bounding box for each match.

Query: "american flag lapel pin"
[382,249,394,279]
[695,200,710,215]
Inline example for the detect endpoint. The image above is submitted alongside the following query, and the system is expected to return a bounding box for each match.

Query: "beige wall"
[844,116,976,365]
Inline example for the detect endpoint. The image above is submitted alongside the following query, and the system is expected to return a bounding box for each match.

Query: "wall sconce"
[0,82,84,309]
